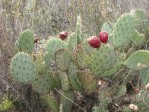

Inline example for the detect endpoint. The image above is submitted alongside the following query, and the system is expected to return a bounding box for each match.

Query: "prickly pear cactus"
[102,61,122,78]
[91,44,117,77]
[140,68,149,86]
[32,72,51,94]
[130,30,145,47]
[10,9,149,112]
[73,43,91,69]
[55,49,71,72]
[60,91,75,112]
[112,14,137,50]
[101,22,113,34]
[45,38,67,59]
[124,50,149,70]
[78,70,98,95]
[112,85,127,99]
[60,72,71,91]
[40,94,59,112]
[11,52,37,83]
[131,9,149,34]
[34,51,44,74]
[17,30,34,53]
[67,32,77,55]
[68,63,83,90]
[76,16,83,43]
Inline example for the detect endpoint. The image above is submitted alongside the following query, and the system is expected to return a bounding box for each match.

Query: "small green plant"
[10,9,149,112]
[0,96,14,111]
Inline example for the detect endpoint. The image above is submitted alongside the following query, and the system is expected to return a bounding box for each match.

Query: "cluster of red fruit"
[58,31,108,49]
[88,31,108,48]
[34,31,108,49]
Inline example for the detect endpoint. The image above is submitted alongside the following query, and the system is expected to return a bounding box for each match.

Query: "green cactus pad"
[76,16,84,43]
[55,49,71,72]
[112,14,137,50]
[118,52,127,61]
[81,39,96,56]
[130,30,145,47]
[113,85,127,99]
[131,9,149,33]
[73,43,91,69]
[32,72,51,94]
[140,68,149,86]
[102,61,122,78]
[45,38,67,59]
[101,22,113,34]
[33,51,44,74]
[60,90,75,112]
[60,72,70,91]
[68,63,83,90]
[17,30,34,53]
[103,52,126,78]
[78,70,98,95]
[136,90,149,108]
[41,94,59,112]
[11,52,37,83]
[91,44,117,77]
[123,50,149,70]
[67,32,77,55]
[43,52,53,67]
[107,33,114,45]
[98,90,112,110]
[103,52,126,77]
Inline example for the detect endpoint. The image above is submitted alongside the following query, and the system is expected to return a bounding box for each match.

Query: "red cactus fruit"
[88,36,101,48]
[99,31,108,43]
[59,31,68,40]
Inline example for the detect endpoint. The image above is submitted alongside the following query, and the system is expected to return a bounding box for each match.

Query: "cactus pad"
[101,22,113,34]
[60,90,75,112]
[41,94,59,112]
[68,63,83,90]
[43,52,53,68]
[73,43,91,69]
[78,70,98,95]
[132,9,149,33]
[76,16,84,43]
[32,72,51,94]
[91,44,117,77]
[17,30,34,53]
[112,14,137,50]
[55,49,71,72]
[140,68,149,86]
[11,52,37,83]
[60,72,70,91]
[81,39,96,56]
[102,61,122,78]
[33,51,44,74]
[124,50,149,70]
[45,38,67,59]
[67,32,77,55]
[131,30,145,47]
[113,85,127,99]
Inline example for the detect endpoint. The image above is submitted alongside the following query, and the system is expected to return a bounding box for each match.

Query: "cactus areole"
[99,31,108,43]
[59,31,68,40]
[88,36,101,48]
